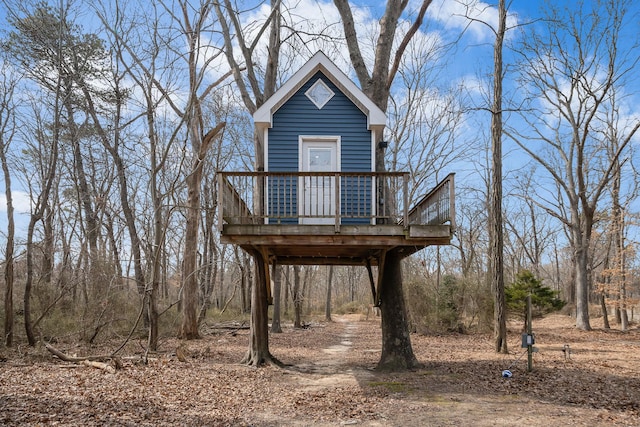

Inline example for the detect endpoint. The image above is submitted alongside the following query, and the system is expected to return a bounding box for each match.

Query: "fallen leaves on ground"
[0,313,638,426]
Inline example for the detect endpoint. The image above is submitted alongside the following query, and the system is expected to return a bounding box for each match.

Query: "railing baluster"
[334,172,340,231]
[218,171,452,228]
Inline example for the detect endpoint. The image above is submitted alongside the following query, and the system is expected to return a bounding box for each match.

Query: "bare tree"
[95,0,187,349]
[180,30,227,340]
[214,0,283,366]
[335,0,434,370]
[0,57,18,347]
[383,17,474,338]
[4,1,108,308]
[64,6,153,344]
[2,2,73,345]
[101,0,227,339]
[506,169,558,279]
[456,0,512,353]
[198,93,237,322]
[422,180,493,331]
[487,0,508,353]
[508,0,640,330]
[599,88,639,331]
[386,36,466,201]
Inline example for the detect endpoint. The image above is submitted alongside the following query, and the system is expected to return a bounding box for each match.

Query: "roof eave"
[253,51,386,130]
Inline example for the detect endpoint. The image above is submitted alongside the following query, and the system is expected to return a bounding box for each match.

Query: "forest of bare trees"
[1,0,639,360]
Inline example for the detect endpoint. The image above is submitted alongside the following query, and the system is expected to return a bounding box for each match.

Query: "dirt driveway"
[1,313,638,426]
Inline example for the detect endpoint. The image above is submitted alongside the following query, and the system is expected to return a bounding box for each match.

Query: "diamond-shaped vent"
[305,79,334,109]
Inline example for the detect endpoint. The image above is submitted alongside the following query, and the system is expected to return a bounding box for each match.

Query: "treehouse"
[218,51,455,304]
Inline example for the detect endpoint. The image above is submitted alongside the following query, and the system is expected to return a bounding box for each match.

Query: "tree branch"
[387,0,432,91]
[333,0,371,88]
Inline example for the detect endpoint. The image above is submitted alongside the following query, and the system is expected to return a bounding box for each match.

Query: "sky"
[0,0,639,241]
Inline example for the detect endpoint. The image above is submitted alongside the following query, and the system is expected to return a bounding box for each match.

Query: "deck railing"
[407,173,456,230]
[218,171,454,231]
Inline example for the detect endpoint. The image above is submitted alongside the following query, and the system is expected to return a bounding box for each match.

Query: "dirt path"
[258,315,640,426]
[250,317,382,426]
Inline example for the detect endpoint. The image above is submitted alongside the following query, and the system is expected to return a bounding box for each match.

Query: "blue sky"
[1,0,639,241]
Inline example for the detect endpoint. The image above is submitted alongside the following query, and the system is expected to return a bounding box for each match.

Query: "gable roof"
[253,51,386,130]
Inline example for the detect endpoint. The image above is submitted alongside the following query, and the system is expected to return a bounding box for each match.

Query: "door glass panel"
[300,141,338,224]
[309,148,332,171]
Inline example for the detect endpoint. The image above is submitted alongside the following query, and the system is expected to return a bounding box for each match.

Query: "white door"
[300,138,339,224]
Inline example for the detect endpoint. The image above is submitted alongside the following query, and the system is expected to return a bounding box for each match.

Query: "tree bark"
[198,188,219,323]
[574,245,591,331]
[601,293,610,329]
[147,99,163,351]
[283,266,290,315]
[180,123,225,339]
[490,0,508,354]
[180,163,203,339]
[0,112,15,347]
[242,250,280,366]
[611,159,629,331]
[378,250,420,371]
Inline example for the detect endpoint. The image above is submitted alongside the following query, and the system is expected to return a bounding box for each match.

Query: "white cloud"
[0,190,32,214]
[427,0,518,43]
[197,0,450,98]
[235,0,447,82]
[461,72,490,97]
[236,0,369,76]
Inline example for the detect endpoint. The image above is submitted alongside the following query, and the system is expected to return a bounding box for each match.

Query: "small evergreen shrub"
[506,270,565,320]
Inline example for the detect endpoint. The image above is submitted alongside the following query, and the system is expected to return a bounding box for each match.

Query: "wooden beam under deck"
[221,224,452,266]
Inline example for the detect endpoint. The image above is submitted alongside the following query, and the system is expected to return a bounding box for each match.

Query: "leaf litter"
[0,313,638,426]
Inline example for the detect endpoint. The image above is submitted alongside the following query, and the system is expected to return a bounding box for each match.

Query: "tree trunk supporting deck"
[233,224,450,368]
[227,221,452,369]
[248,245,418,371]
[241,248,281,367]
[377,250,420,371]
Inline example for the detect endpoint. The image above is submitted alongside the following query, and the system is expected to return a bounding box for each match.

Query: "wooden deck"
[217,172,455,266]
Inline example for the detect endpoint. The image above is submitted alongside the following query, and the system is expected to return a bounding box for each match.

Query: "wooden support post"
[365,258,376,302]
[261,248,273,305]
[374,250,386,307]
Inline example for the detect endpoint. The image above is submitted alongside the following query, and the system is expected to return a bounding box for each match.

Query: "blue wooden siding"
[268,71,371,171]
[267,71,373,224]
